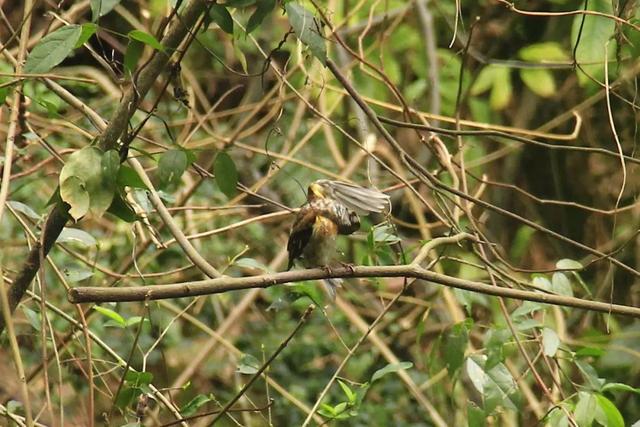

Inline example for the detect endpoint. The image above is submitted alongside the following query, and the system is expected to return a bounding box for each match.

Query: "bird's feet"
[339,261,356,275]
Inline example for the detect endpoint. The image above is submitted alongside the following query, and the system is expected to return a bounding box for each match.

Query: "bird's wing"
[318,180,391,215]
[287,205,316,270]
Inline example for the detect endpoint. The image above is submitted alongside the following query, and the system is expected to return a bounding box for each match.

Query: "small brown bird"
[287,180,390,299]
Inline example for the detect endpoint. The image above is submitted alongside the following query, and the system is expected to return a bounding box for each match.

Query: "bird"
[287,180,391,300]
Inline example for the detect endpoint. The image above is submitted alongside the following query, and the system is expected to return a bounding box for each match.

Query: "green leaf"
[574,391,596,427]
[518,42,569,62]
[444,320,470,375]
[483,362,519,413]
[489,67,512,110]
[124,40,144,74]
[214,151,238,198]
[180,394,214,417]
[91,0,121,20]
[124,370,154,385]
[128,30,164,52]
[246,0,275,33]
[158,149,188,189]
[209,4,234,34]
[594,394,624,427]
[551,272,573,297]
[520,68,556,97]
[60,176,90,220]
[571,0,615,86]
[575,347,605,358]
[63,268,94,282]
[237,353,260,374]
[371,361,413,383]
[235,257,270,272]
[60,147,116,219]
[372,224,400,244]
[467,401,485,427]
[7,200,41,219]
[285,2,327,64]
[107,193,138,223]
[602,382,640,394]
[115,386,141,409]
[93,306,126,327]
[470,65,498,95]
[576,360,605,391]
[224,0,256,7]
[542,327,560,357]
[57,227,97,246]
[338,380,356,405]
[75,23,98,49]
[102,149,120,187]
[25,25,82,73]
[117,165,147,189]
[512,300,544,318]
[556,258,583,270]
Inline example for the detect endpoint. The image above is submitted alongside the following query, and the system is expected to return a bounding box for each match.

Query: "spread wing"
[317,180,391,215]
[287,205,316,270]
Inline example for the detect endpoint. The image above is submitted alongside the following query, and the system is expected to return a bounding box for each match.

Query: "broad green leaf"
[571,0,615,86]
[22,307,41,332]
[124,370,154,385]
[602,383,640,394]
[124,40,144,73]
[542,327,560,357]
[91,0,121,20]
[372,224,400,244]
[466,356,488,394]
[556,258,583,270]
[485,328,511,369]
[180,394,214,417]
[594,394,624,427]
[518,42,569,62]
[235,257,270,272]
[7,200,40,219]
[60,176,89,220]
[574,391,596,427]
[209,4,234,34]
[60,147,116,218]
[224,0,256,7]
[532,275,552,291]
[158,149,188,188]
[444,320,470,375]
[93,306,126,327]
[546,407,569,427]
[25,25,82,73]
[57,227,97,246]
[470,65,498,95]
[107,193,138,222]
[512,300,544,318]
[285,3,327,64]
[246,0,275,33]
[63,268,94,282]
[489,67,512,110]
[576,360,605,390]
[117,165,147,189]
[371,361,413,383]
[214,151,238,198]
[575,347,605,358]
[128,30,164,52]
[237,353,260,374]
[520,68,556,97]
[75,23,98,48]
[484,362,519,413]
[115,386,140,409]
[551,272,573,297]
[101,149,120,188]
[468,401,485,427]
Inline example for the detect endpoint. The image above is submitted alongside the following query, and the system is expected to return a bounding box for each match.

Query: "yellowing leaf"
[520,68,556,97]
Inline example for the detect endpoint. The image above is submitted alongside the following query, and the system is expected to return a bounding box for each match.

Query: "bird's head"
[307,182,326,200]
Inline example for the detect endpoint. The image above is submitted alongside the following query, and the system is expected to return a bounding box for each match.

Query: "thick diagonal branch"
[0,0,208,333]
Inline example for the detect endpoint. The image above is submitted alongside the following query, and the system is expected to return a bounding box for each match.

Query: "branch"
[0,0,209,334]
[68,265,640,318]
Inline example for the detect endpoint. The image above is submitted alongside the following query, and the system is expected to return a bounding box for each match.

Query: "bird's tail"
[321,278,343,301]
